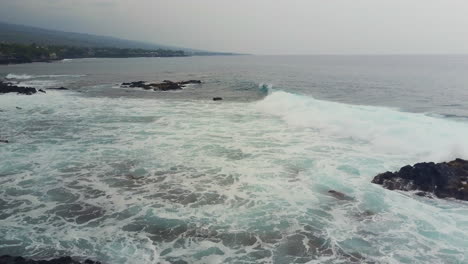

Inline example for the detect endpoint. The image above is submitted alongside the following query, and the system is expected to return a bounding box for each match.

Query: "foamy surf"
[0,88,466,264]
[5,73,34,79]
[256,90,468,162]
[5,73,86,79]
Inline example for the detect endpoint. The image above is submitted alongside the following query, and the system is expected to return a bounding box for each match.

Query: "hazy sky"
[1,0,468,54]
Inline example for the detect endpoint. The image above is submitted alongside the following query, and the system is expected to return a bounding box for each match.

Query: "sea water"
[1,56,467,263]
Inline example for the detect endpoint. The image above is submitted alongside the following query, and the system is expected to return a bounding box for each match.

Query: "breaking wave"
[255,90,468,162]
[5,73,85,80]
[258,83,273,94]
[5,73,34,80]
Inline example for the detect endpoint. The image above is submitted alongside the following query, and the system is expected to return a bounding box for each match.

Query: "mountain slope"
[0,21,193,51]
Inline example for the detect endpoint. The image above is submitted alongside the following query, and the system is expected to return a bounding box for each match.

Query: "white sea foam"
[16,80,62,88]
[5,73,34,79]
[255,90,468,162]
[5,73,85,80]
[0,91,466,264]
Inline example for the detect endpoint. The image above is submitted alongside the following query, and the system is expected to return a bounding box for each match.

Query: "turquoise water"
[1,56,468,263]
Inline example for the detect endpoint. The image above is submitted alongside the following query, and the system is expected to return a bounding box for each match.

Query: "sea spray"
[255,90,468,162]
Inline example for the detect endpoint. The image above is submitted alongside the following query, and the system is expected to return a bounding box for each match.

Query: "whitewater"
[1,56,468,264]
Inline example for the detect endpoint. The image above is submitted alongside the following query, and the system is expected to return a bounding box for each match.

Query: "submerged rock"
[121,80,201,91]
[0,139,8,144]
[47,87,69,90]
[122,81,146,88]
[0,81,36,95]
[328,190,354,201]
[213,97,223,101]
[372,158,468,201]
[178,80,202,85]
[0,255,101,264]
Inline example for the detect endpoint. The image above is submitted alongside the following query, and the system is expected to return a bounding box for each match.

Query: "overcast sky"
[1,0,468,54]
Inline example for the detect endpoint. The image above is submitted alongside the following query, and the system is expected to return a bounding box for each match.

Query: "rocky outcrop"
[0,139,8,144]
[0,255,101,264]
[121,80,201,91]
[0,81,36,95]
[372,159,468,201]
[213,97,223,101]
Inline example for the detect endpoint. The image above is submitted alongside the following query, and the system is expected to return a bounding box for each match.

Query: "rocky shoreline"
[372,158,468,201]
[0,255,101,264]
[1,78,203,95]
[0,43,188,65]
[0,57,60,65]
[0,81,39,95]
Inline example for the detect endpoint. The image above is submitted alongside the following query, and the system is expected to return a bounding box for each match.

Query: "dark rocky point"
[372,158,468,201]
[0,255,101,264]
[121,80,201,91]
[0,81,37,95]
[213,97,223,101]
[38,89,46,93]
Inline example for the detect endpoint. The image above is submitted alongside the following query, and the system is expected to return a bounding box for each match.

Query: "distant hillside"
[0,21,189,50]
[0,21,237,56]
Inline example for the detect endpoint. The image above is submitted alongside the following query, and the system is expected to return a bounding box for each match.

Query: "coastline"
[0,43,243,65]
[0,43,189,65]
[0,55,190,65]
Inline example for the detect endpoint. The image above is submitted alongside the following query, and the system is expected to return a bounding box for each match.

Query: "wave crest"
[258,83,273,94]
[255,90,468,161]
[5,73,85,80]
[6,73,33,80]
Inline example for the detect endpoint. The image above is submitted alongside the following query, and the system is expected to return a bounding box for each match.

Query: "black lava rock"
[47,87,69,90]
[0,255,101,264]
[372,158,468,200]
[328,190,354,201]
[0,81,36,95]
[121,80,201,91]
[213,97,223,101]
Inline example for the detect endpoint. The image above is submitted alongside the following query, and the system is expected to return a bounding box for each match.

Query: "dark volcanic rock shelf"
[372,158,468,201]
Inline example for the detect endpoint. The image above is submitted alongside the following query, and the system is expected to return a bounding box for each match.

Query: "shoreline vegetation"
[0,42,189,64]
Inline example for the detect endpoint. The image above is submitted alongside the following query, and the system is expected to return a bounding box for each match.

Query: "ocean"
[0,55,467,264]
